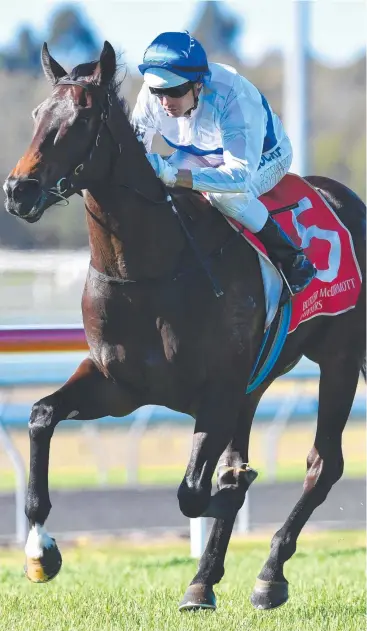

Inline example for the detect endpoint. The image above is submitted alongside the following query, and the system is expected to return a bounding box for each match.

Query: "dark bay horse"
[3,42,366,611]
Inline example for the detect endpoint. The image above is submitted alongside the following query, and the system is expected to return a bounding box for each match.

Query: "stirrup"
[277,262,316,306]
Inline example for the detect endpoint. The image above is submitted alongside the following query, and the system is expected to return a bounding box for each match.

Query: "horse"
[3,41,366,611]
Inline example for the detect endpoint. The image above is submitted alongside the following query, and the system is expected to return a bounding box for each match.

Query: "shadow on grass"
[137,556,195,569]
[328,547,365,558]
[294,547,365,560]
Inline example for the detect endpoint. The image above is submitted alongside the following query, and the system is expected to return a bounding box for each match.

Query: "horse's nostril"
[3,176,42,218]
[15,182,24,195]
[7,178,40,203]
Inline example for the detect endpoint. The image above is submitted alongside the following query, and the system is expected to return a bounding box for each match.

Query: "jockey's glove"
[146,153,178,187]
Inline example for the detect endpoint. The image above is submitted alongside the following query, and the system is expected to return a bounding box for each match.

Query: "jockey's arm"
[187,90,265,193]
[134,81,265,193]
[147,89,265,190]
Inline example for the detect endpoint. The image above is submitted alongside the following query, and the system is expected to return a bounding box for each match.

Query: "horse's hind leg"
[250,347,363,609]
[24,357,138,583]
[179,392,262,611]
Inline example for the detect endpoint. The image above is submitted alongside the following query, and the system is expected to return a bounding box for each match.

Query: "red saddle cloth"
[227,173,362,334]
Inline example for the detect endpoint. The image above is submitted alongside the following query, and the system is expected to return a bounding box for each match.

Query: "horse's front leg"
[179,393,261,611]
[177,379,247,520]
[25,357,138,583]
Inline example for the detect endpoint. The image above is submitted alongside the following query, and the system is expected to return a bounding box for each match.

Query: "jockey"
[132,31,316,297]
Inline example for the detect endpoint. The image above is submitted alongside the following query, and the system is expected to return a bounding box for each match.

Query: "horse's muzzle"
[3,176,45,222]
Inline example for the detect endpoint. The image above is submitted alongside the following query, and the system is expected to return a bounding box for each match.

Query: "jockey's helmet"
[139,31,210,89]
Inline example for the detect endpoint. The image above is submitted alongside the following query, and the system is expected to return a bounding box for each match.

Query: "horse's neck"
[84,101,187,280]
[84,183,185,280]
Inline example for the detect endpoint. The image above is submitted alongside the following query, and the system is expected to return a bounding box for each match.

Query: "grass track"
[0,531,365,631]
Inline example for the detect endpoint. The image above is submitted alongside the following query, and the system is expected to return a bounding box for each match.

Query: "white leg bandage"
[25,523,55,558]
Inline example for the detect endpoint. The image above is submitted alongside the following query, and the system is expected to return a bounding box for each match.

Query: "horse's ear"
[41,43,67,85]
[92,41,116,86]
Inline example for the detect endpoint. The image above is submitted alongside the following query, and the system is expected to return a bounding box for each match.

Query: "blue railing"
[0,353,365,426]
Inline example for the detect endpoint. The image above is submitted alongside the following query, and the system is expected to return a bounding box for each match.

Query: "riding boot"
[255,215,316,299]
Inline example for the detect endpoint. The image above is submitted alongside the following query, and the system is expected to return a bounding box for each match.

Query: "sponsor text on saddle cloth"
[226,173,362,334]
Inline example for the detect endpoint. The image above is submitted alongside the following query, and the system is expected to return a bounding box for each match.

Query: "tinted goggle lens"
[149,82,193,98]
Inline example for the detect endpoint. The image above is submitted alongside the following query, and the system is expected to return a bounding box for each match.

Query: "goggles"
[149,82,193,99]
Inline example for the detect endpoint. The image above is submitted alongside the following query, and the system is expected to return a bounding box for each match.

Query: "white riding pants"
[167,136,293,233]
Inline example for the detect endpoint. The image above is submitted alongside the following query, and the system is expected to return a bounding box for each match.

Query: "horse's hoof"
[25,541,62,583]
[179,584,216,611]
[250,578,288,610]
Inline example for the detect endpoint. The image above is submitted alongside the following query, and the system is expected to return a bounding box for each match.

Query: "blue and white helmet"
[139,31,211,89]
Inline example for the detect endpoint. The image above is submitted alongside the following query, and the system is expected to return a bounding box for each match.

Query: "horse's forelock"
[67,59,126,96]
[69,61,99,81]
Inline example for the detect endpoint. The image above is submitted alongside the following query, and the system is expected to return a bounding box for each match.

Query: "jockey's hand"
[146,153,178,187]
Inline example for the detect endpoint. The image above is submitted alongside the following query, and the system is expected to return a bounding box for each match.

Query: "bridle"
[49,79,125,203]
[16,79,118,209]
[25,78,166,207]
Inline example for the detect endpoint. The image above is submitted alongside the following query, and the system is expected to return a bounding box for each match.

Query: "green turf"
[0,459,365,491]
[0,531,364,631]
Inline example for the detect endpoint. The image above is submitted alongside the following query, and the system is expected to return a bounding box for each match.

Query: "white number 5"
[291,197,341,283]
